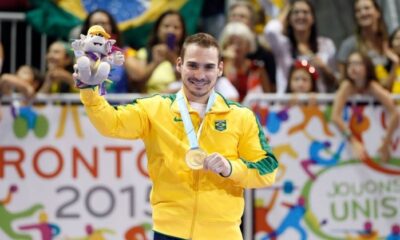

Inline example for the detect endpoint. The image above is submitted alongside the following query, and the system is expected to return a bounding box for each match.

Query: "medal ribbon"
[177,90,216,149]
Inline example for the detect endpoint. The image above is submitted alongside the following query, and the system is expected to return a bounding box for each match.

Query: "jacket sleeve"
[227,109,278,189]
[80,87,149,139]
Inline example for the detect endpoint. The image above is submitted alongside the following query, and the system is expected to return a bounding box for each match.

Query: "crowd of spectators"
[1,0,400,98]
[1,0,400,154]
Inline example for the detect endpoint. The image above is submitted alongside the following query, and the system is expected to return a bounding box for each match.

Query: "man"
[78,33,278,240]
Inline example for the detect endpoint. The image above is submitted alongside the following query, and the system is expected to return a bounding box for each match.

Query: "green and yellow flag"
[26,0,204,48]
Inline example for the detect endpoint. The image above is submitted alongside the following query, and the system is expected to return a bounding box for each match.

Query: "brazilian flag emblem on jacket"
[215,120,226,131]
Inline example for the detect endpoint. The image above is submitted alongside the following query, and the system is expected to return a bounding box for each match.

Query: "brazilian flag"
[26,0,204,48]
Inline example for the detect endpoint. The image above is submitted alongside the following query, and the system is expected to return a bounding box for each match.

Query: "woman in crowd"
[39,41,75,93]
[228,0,277,90]
[264,0,337,94]
[79,9,142,93]
[132,10,186,93]
[220,21,272,102]
[332,51,399,163]
[337,0,398,89]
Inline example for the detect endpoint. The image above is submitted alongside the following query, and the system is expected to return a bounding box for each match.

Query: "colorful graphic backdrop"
[250,101,400,240]
[0,104,152,240]
[1,97,400,240]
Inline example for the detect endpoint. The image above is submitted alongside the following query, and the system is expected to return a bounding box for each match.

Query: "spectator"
[331,51,399,163]
[264,0,337,94]
[0,65,42,97]
[0,65,43,120]
[79,9,123,48]
[39,41,75,93]
[220,21,272,102]
[133,10,186,94]
[285,60,319,112]
[228,0,277,90]
[337,0,399,89]
[286,59,318,93]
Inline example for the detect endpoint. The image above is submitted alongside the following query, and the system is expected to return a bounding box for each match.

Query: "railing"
[0,11,48,74]
[3,93,400,104]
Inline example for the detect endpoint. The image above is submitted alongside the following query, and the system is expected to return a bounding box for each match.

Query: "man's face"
[176,44,222,103]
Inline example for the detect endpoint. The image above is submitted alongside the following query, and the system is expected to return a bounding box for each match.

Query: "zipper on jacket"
[189,170,200,238]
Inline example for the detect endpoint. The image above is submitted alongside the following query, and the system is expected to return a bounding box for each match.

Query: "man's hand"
[203,153,231,177]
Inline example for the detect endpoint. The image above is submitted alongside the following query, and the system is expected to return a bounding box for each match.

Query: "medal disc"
[185,148,207,170]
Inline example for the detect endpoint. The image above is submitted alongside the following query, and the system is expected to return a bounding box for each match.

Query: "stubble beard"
[183,78,216,99]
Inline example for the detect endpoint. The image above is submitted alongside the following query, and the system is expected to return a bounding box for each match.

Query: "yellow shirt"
[137,48,176,94]
[391,66,400,94]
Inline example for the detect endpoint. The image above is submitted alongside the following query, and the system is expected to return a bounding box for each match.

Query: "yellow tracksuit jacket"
[80,88,278,240]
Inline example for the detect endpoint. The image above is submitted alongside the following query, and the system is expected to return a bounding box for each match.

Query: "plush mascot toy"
[71,25,124,94]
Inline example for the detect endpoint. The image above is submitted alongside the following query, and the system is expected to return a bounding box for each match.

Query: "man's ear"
[176,57,182,73]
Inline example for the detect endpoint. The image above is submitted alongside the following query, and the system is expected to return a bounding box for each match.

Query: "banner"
[0,104,152,240]
[250,101,400,240]
[1,97,400,240]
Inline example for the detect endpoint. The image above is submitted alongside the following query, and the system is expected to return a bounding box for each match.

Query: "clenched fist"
[203,153,232,177]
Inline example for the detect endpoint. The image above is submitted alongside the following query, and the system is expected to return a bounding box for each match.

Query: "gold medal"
[185,148,207,170]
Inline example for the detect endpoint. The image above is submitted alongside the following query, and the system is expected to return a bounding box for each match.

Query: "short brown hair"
[180,33,221,61]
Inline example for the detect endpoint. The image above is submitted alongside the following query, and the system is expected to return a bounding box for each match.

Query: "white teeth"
[189,79,207,86]
[195,82,206,86]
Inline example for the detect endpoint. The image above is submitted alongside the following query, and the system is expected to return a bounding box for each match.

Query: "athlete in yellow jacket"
[79,33,278,240]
